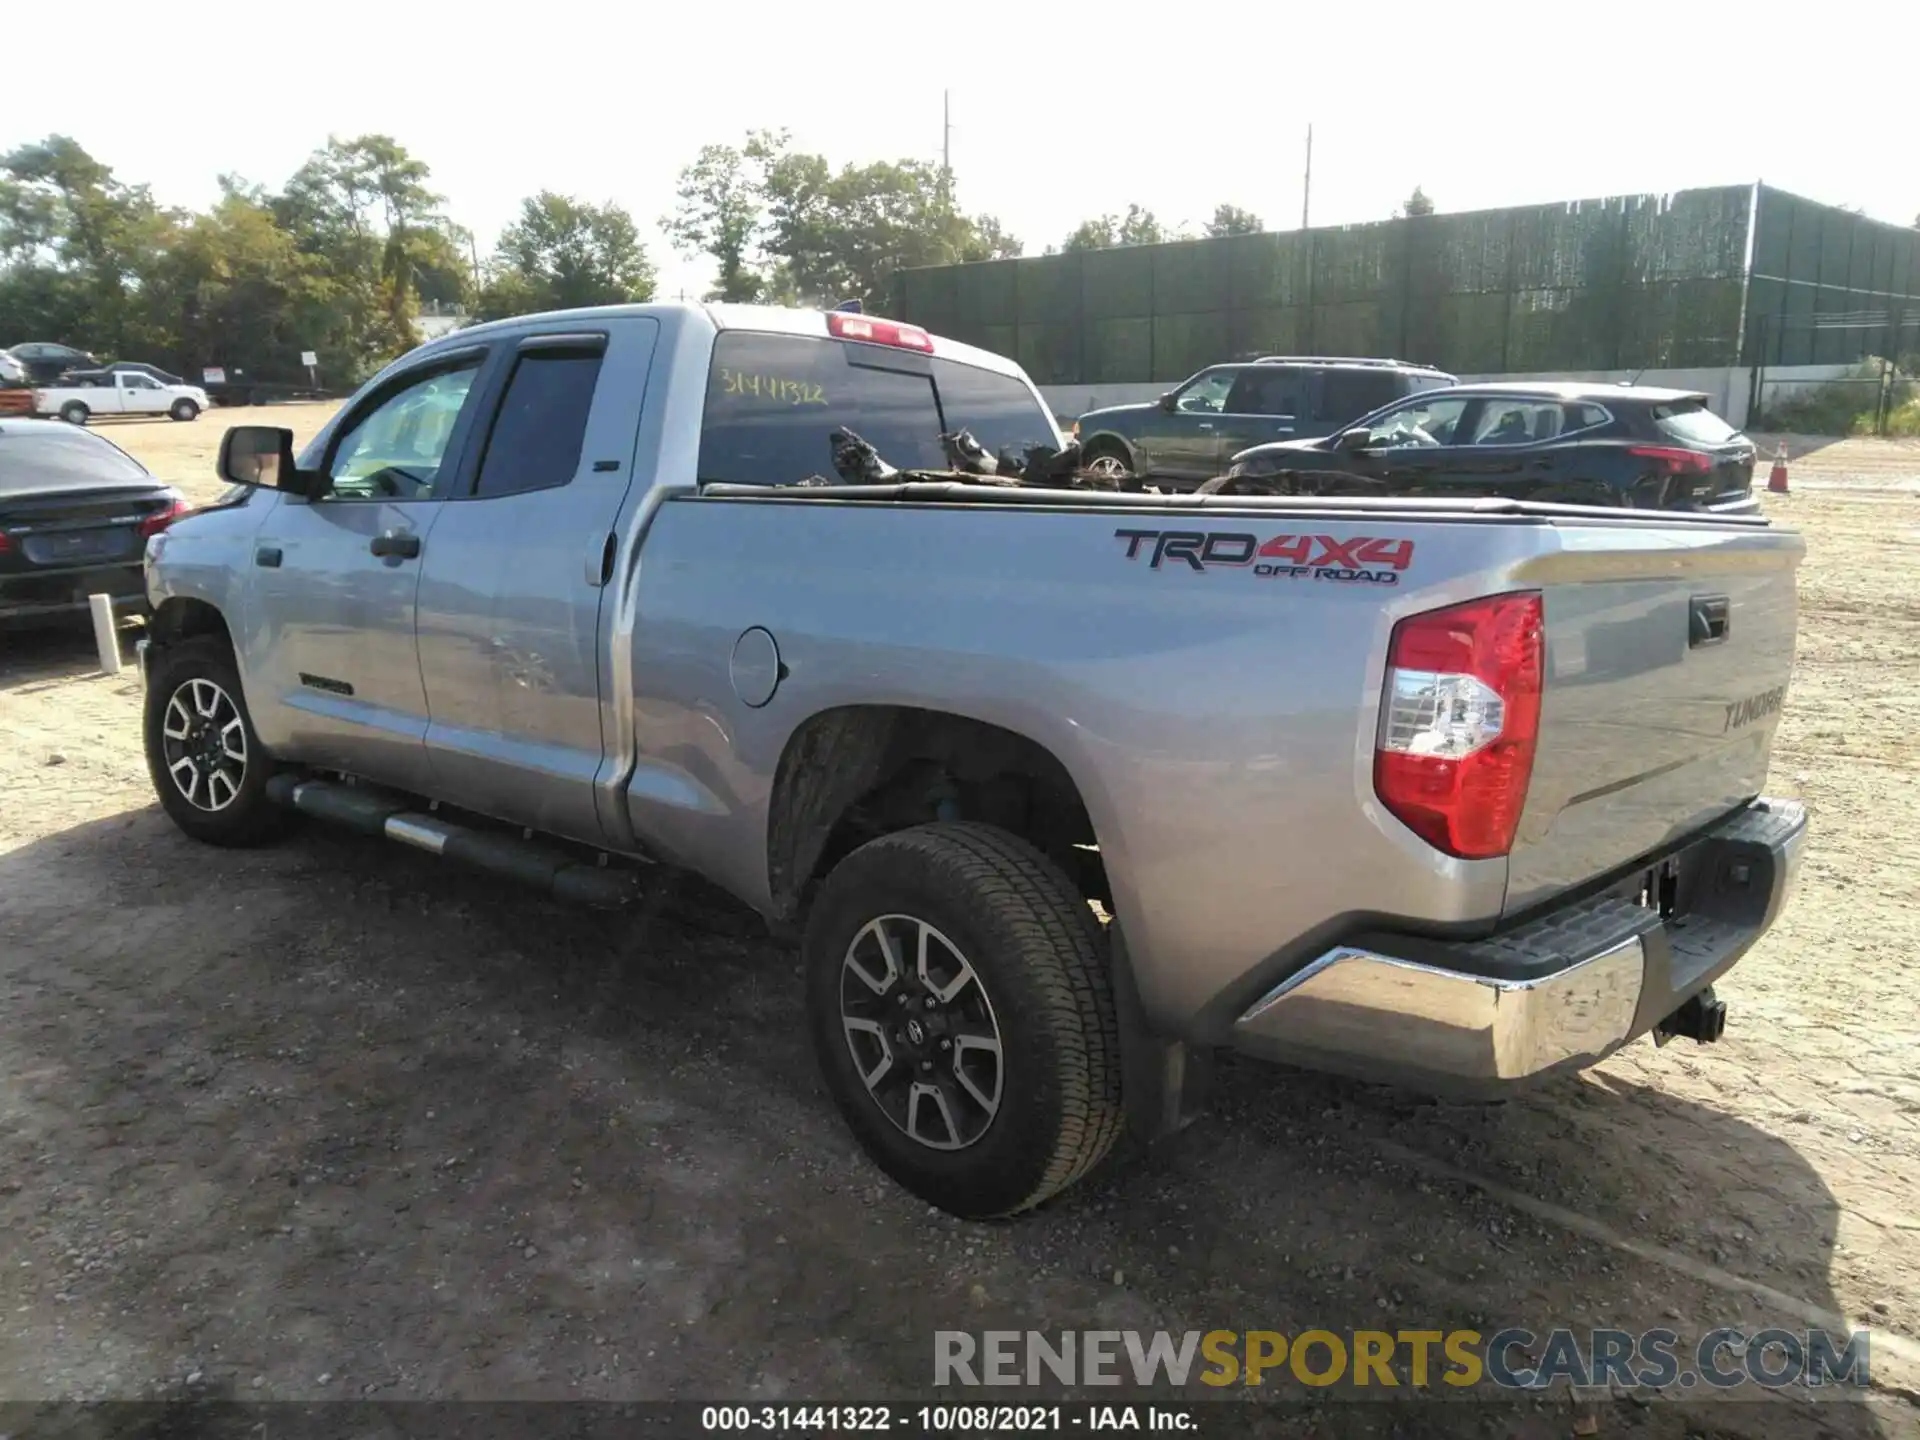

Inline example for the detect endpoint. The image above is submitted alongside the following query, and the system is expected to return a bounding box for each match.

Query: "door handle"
[254,545,282,568]
[369,530,421,559]
[585,532,617,588]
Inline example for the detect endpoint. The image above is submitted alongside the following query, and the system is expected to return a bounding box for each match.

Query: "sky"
[8,0,1916,303]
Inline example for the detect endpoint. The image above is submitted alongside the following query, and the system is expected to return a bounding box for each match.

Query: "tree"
[270,134,458,370]
[157,191,336,385]
[960,213,1024,263]
[662,133,785,302]
[1205,204,1264,238]
[1061,216,1117,252]
[478,192,655,319]
[0,135,179,357]
[1062,204,1167,252]
[1400,186,1435,218]
[753,145,1021,308]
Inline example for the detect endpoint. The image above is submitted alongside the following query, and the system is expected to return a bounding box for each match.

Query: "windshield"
[1652,402,1741,446]
[697,331,1057,484]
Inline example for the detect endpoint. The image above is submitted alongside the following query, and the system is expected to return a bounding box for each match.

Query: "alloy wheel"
[161,677,248,812]
[839,914,1005,1151]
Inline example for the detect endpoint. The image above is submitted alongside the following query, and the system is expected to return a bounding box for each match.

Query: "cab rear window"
[697,331,1055,485]
[1653,403,1740,446]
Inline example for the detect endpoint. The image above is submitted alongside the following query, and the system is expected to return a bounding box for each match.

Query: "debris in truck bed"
[940,429,999,476]
[829,428,899,484]
[812,430,1122,495]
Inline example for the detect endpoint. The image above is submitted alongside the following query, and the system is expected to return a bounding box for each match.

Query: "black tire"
[142,636,289,847]
[804,822,1124,1218]
[59,401,89,425]
[169,398,200,422]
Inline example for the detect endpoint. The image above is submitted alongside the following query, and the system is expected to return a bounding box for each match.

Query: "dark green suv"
[1073,356,1455,489]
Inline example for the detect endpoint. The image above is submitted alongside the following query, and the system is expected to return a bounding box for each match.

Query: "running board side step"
[264,774,640,909]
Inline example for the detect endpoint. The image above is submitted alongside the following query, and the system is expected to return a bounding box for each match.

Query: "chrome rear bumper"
[1231,798,1807,1093]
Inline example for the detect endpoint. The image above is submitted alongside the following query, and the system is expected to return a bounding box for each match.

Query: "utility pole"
[1301,123,1313,231]
[942,89,953,202]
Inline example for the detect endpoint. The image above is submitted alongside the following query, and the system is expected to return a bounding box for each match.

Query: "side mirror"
[1158,392,1178,412]
[1333,426,1374,453]
[218,425,319,495]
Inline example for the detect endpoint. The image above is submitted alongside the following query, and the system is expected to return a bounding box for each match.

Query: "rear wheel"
[169,398,200,422]
[59,401,89,425]
[804,822,1124,1218]
[142,637,288,847]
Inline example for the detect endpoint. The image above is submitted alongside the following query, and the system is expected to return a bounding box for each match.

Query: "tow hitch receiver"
[1655,986,1728,1047]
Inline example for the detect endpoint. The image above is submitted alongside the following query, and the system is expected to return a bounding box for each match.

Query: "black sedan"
[61,362,188,387]
[5,342,101,384]
[1212,382,1759,513]
[0,418,190,624]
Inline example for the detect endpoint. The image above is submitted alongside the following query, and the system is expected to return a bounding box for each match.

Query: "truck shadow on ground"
[0,619,141,690]
[0,809,1901,1438]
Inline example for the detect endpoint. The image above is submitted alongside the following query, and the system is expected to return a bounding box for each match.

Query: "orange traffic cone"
[1766,441,1790,495]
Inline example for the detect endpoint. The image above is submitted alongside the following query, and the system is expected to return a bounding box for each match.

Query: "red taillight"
[138,497,193,539]
[826,311,934,353]
[1373,592,1544,860]
[1628,445,1713,475]
[0,530,12,555]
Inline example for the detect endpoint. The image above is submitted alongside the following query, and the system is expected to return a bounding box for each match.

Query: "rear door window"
[1468,399,1560,445]
[1317,369,1402,424]
[472,348,605,498]
[1653,403,1741,446]
[698,332,1056,484]
[1224,369,1301,416]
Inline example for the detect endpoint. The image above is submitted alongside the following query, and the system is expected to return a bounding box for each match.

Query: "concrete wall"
[1041,364,1858,433]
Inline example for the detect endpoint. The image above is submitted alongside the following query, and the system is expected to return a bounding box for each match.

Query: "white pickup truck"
[34,368,209,424]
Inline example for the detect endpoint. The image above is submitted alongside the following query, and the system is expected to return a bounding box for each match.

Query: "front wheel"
[803,822,1124,1218]
[142,637,288,847]
[1080,443,1132,486]
[169,398,200,422]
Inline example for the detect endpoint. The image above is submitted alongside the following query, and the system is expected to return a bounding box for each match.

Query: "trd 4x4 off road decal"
[1113,529,1414,586]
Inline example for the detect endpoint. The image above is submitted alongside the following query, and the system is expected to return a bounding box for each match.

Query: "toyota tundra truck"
[137,302,1807,1218]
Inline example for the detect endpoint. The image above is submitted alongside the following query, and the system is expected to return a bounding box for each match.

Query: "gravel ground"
[0,409,1914,1437]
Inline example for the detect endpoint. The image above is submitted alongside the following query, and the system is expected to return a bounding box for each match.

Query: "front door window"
[1359,396,1474,448]
[325,365,481,501]
[1171,369,1237,414]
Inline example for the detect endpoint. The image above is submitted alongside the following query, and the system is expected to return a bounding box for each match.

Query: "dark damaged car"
[1213,382,1760,514]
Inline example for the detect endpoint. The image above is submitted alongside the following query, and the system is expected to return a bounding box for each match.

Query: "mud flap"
[1110,927,1213,1144]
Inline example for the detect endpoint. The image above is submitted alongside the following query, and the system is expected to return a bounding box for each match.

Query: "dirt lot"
[1,410,1917,1436]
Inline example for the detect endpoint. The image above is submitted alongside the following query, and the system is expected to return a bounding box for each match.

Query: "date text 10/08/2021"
[701,1406,1194,1433]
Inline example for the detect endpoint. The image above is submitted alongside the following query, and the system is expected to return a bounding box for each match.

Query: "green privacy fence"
[894,186,1759,385]
[1744,185,1920,366]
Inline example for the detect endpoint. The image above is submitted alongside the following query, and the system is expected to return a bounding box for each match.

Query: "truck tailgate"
[1505,522,1803,913]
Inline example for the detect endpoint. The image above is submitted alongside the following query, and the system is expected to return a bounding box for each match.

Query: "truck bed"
[628,487,1801,1039]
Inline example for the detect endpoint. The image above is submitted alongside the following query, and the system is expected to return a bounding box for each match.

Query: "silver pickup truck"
[138,303,1807,1218]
